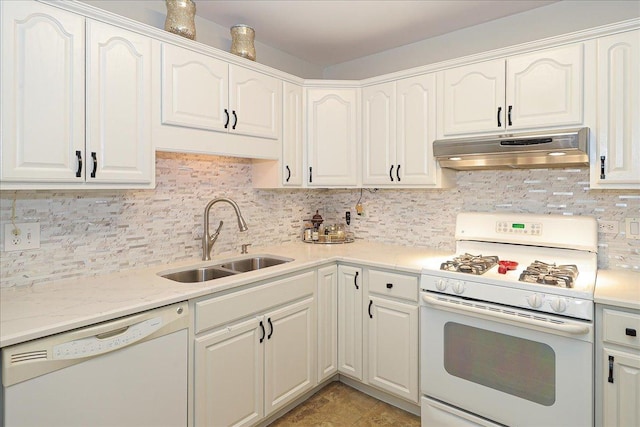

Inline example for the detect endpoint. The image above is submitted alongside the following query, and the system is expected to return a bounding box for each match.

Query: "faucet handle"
[241,243,252,254]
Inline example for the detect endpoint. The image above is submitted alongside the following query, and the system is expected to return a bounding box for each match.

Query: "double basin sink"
[159,255,293,283]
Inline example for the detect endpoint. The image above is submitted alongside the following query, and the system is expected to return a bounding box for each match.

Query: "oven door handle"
[422,294,590,336]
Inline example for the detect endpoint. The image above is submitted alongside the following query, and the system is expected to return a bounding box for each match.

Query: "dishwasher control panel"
[53,317,162,359]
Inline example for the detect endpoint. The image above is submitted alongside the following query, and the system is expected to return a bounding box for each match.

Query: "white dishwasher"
[1,302,189,427]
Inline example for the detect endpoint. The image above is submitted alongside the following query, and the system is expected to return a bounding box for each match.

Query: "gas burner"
[440,253,499,275]
[519,260,579,288]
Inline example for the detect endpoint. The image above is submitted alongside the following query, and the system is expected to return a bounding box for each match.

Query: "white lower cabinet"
[263,297,316,415]
[338,265,364,380]
[317,265,338,382]
[365,269,419,403]
[195,317,264,427]
[338,264,419,403]
[193,271,316,427]
[366,296,419,403]
[596,305,640,427]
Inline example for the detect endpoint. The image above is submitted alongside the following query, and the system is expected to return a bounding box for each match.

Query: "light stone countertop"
[0,241,448,348]
[594,269,640,311]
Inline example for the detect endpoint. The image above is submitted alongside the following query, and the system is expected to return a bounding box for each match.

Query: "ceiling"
[194,1,559,67]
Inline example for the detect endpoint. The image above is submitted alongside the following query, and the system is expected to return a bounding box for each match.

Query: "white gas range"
[420,212,598,427]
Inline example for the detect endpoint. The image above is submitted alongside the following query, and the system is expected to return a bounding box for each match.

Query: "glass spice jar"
[165,0,196,40]
[230,25,256,61]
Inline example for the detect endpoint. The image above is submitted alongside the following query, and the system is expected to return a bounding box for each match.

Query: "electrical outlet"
[4,223,40,251]
[598,220,619,234]
[625,217,640,240]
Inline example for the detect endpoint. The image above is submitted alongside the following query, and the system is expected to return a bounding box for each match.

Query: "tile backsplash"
[1,152,638,288]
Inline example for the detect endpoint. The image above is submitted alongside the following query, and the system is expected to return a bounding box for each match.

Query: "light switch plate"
[4,223,40,251]
[625,218,640,240]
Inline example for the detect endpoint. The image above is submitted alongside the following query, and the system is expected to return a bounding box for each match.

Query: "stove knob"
[527,294,544,308]
[435,279,447,291]
[550,297,567,313]
[452,281,465,294]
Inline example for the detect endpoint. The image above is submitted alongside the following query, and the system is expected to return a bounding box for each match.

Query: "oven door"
[420,292,593,427]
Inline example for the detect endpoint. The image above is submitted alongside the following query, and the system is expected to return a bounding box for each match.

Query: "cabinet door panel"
[338,265,363,380]
[264,297,315,416]
[230,65,281,140]
[367,296,418,403]
[396,74,437,185]
[362,82,395,185]
[1,1,85,182]
[441,60,505,136]
[86,21,152,183]
[195,318,264,427]
[307,88,358,186]
[595,31,640,187]
[282,82,303,186]
[603,349,640,427]
[317,265,338,382]
[161,43,228,132]
[507,44,583,129]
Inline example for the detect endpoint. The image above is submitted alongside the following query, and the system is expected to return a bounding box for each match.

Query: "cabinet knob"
[626,328,637,337]
[386,283,393,289]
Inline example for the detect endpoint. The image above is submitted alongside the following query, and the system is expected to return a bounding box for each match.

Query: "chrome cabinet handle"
[90,152,97,178]
[600,156,606,180]
[75,151,83,178]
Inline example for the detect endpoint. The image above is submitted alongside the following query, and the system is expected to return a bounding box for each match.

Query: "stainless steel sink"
[161,266,237,283]
[159,255,293,283]
[218,256,290,273]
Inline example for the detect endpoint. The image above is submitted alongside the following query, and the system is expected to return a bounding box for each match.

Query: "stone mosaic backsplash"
[1,152,638,288]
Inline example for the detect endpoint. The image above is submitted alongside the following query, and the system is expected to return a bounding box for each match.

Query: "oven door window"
[444,322,555,406]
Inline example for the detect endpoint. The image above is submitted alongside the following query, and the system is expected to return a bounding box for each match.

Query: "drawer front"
[603,308,640,349]
[368,269,418,302]
[195,271,315,334]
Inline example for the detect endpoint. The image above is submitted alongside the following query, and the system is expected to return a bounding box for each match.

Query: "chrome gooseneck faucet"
[202,198,248,261]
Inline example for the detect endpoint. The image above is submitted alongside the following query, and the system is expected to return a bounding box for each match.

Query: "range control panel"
[496,221,542,236]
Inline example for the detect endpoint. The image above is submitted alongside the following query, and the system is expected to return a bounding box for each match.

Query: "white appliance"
[1,302,189,427]
[420,212,597,427]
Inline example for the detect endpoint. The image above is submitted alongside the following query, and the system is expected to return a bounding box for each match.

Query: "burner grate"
[519,261,579,288]
[440,253,499,275]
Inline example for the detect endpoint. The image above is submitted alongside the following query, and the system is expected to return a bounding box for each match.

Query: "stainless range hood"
[433,127,589,170]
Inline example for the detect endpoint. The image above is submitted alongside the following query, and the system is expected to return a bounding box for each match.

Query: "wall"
[80,0,325,78]
[1,153,638,288]
[323,0,640,79]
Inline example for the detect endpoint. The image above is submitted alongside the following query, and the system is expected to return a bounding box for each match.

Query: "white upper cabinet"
[1,1,85,183]
[363,74,449,187]
[160,44,281,140]
[1,2,154,189]
[281,82,304,186]
[306,86,359,187]
[230,65,281,140]
[440,60,505,136]
[86,20,153,184]
[439,43,584,137]
[591,30,640,189]
[160,43,228,133]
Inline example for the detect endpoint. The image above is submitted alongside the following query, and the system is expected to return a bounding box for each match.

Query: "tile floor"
[268,381,421,426]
